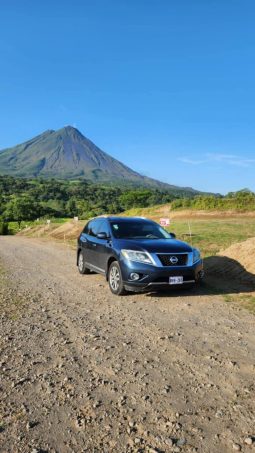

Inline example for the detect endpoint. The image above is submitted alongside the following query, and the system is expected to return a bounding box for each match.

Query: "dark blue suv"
[77,216,203,295]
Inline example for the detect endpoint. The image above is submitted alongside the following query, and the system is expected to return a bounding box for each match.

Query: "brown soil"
[218,237,255,276]
[169,210,255,219]
[127,205,255,221]
[0,236,255,453]
[19,221,84,241]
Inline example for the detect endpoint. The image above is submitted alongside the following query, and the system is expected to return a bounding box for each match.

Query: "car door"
[86,219,103,269]
[93,219,112,271]
[80,219,101,269]
[79,220,91,260]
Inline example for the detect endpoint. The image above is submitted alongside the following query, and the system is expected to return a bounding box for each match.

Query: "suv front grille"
[157,253,188,266]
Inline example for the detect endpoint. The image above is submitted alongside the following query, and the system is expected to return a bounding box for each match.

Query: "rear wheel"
[78,250,90,275]
[108,261,127,295]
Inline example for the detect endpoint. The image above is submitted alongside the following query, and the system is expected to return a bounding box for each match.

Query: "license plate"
[169,276,183,285]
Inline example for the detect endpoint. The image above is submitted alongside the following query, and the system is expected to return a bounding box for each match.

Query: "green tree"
[66,198,77,217]
[119,190,152,209]
[4,196,40,227]
[0,217,9,235]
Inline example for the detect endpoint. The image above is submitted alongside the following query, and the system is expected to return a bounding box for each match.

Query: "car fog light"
[130,273,140,281]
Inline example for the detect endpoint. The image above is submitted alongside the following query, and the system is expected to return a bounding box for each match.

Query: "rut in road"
[0,236,255,453]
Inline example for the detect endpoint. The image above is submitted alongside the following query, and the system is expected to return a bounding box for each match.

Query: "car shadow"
[145,255,255,298]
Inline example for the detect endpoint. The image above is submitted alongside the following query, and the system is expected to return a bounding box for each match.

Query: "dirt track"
[0,236,255,453]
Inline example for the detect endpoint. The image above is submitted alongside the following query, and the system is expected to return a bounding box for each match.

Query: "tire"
[78,250,90,275]
[108,261,127,296]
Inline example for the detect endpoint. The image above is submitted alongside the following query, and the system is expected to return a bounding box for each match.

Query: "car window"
[110,221,171,239]
[83,222,90,234]
[86,219,103,237]
[97,219,110,236]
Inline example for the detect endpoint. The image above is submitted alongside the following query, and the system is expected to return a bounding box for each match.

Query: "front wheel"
[108,261,127,295]
[78,250,90,275]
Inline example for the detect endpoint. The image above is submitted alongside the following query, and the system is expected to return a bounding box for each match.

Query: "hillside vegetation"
[0,176,179,226]
[0,176,254,234]
[171,190,255,211]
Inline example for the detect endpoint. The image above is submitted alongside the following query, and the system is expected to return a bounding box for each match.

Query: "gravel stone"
[244,437,253,445]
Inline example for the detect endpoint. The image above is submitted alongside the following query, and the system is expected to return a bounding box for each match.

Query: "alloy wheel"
[109,265,120,291]
[78,252,84,272]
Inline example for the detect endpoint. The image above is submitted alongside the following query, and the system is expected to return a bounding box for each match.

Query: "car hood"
[116,238,193,253]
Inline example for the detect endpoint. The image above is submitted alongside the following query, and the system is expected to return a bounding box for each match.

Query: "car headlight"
[193,248,201,263]
[121,249,154,265]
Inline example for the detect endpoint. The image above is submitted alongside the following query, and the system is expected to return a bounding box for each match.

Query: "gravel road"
[0,236,255,453]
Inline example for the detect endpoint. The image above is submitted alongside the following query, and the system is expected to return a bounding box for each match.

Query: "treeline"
[1,176,253,228]
[171,190,255,211]
[0,176,178,224]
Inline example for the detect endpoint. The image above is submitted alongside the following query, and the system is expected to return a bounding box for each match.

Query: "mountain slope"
[0,126,198,193]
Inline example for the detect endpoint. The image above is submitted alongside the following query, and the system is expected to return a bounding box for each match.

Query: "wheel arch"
[106,256,118,281]
[77,247,82,266]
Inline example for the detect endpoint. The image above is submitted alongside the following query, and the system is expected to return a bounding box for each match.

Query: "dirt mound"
[18,221,84,241]
[218,237,255,275]
[124,205,255,221]
[18,223,58,237]
[205,237,255,288]
[170,209,255,219]
[48,221,83,239]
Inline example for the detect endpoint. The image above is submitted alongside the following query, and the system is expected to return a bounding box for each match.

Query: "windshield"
[110,221,172,240]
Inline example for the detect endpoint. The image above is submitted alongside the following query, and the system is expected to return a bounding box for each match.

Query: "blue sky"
[0,0,255,193]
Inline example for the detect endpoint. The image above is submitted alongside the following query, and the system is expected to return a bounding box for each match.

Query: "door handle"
[92,243,97,247]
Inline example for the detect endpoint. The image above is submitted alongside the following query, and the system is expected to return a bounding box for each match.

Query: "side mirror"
[97,232,109,239]
[170,232,176,239]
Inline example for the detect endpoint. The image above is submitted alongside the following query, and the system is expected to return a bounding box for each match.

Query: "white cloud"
[178,152,255,168]
[178,157,208,165]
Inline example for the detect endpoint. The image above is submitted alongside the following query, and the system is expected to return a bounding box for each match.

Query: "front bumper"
[120,257,203,291]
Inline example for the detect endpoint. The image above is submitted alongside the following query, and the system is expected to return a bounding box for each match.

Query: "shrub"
[0,221,9,235]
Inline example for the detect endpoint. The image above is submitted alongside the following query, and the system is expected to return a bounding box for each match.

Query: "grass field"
[167,218,255,256]
[121,205,255,256]
[224,293,255,313]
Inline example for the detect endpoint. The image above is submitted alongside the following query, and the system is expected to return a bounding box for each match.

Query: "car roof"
[97,216,154,223]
